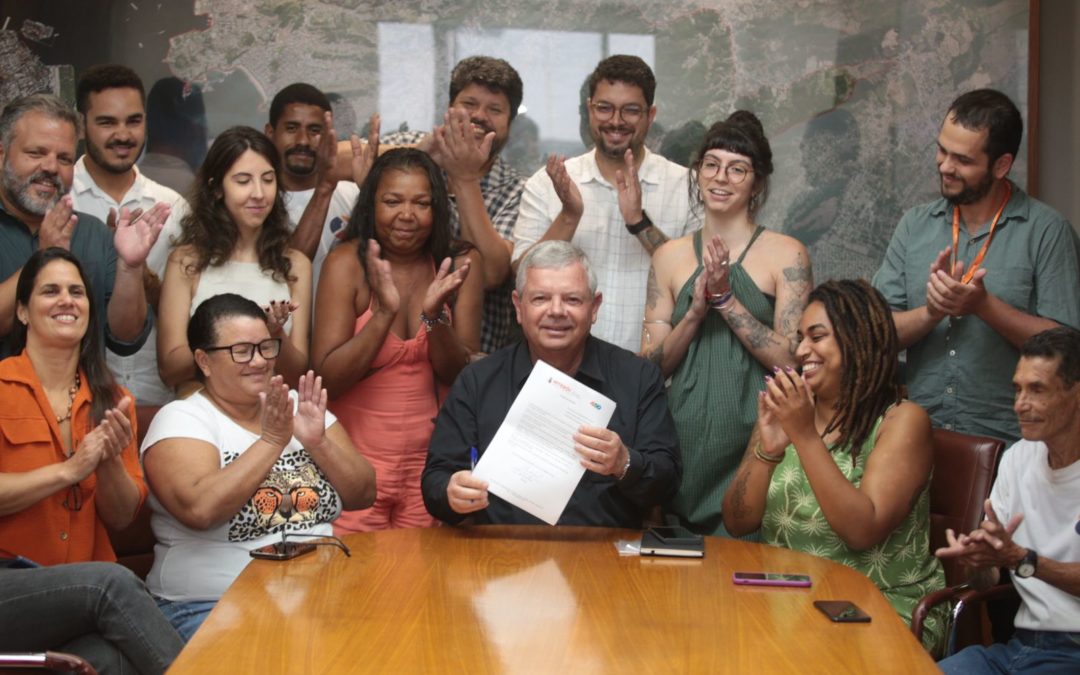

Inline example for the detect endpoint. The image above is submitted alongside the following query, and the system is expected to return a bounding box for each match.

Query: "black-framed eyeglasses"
[62,482,82,511]
[203,338,282,364]
[699,158,754,185]
[590,101,646,124]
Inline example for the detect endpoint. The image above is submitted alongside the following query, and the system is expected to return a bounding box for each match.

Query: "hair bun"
[725,110,765,139]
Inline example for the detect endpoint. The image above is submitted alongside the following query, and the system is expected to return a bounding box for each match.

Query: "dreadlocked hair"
[809,279,902,459]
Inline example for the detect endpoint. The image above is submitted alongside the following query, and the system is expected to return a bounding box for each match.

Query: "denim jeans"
[939,628,1080,674]
[0,562,183,675]
[155,597,218,643]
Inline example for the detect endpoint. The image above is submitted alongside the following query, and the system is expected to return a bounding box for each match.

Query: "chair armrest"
[912,583,971,641]
[956,583,1019,606]
[0,651,97,674]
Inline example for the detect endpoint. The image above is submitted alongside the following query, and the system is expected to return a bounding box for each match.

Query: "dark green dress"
[667,227,773,537]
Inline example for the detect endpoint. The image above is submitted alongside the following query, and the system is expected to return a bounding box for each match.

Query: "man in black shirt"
[422,240,681,527]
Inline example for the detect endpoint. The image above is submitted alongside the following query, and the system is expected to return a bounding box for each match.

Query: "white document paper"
[472,359,616,525]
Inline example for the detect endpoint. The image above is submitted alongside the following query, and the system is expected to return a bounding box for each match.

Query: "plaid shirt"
[383,130,525,353]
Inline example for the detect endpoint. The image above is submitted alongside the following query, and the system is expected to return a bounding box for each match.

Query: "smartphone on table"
[732,572,812,588]
[813,600,871,623]
[249,542,316,560]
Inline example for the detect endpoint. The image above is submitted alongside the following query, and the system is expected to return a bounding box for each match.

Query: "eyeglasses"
[63,483,82,511]
[203,338,282,364]
[590,101,646,124]
[698,158,754,185]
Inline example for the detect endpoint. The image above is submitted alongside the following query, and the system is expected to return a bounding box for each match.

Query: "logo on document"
[547,377,572,394]
[589,401,602,410]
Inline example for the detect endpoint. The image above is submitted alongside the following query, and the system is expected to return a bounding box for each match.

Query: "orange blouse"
[0,351,145,565]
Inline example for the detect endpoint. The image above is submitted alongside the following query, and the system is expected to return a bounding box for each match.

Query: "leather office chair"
[105,405,162,579]
[0,651,97,674]
[910,428,1006,654]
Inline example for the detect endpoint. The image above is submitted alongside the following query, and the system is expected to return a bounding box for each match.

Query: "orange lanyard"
[951,182,1012,283]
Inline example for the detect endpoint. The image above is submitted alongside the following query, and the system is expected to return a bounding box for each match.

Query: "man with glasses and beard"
[0,93,168,360]
[512,55,696,353]
[874,89,1080,444]
[72,64,187,404]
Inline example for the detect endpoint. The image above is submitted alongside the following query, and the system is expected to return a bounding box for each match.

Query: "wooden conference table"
[167,526,938,674]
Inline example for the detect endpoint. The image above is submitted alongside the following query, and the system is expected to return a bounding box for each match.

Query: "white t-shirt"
[990,439,1080,631]
[284,182,359,294]
[512,148,696,352]
[71,157,189,405]
[141,391,341,601]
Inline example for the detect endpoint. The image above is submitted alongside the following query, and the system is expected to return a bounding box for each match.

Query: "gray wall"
[1038,0,1080,227]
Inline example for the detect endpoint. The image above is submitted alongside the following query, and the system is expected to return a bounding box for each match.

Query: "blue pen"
[470,446,479,471]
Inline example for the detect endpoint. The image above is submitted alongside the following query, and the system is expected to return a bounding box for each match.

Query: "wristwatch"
[1014,548,1038,578]
[625,211,653,236]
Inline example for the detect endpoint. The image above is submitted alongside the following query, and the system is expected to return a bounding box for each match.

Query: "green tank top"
[667,227,773,538]
[761,413,948,654]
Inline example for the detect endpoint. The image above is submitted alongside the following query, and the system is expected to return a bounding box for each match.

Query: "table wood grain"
[167,526,939,674]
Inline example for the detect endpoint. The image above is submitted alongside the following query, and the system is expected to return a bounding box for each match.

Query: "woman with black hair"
[642,111,812,537]
[0,247,142,564]
[158,126,311,394]
[313,148,482,532]
[143,293,375,641]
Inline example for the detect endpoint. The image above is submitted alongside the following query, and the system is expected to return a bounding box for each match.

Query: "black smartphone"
[813,600,871,623]
[249,542,316,561]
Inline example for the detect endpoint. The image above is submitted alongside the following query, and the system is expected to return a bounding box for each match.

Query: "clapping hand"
[38,195,78,251]
[936,499,1025,568]
[754,388,790,458]
[422,257,470,318]
[259,375,293,450]
[614,148,643,225]
[546,154,583,220]
[263,299,298,337]
[65,396,135,482]
[293,370,328,450]
[433,107,491,183]
[349,113,381,187]
[114,202,170,269]
[701,233,732,296]
[762,366,816,441]
[365,240,400,316]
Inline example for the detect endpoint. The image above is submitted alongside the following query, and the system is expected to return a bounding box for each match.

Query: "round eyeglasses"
[698,159,754,185]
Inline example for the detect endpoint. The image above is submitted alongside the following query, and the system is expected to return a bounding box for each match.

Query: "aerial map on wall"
[1,0,1030,281]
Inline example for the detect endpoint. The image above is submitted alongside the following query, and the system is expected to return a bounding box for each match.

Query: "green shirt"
[873,183,1080,443]
[762,414,947,654]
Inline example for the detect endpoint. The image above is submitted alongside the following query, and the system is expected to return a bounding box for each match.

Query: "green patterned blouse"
[761,414,947,654]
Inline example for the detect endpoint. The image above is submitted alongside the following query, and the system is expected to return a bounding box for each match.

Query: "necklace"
[56,372,81,425]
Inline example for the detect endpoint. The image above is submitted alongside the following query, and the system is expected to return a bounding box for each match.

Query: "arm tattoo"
[779,253,812,353]
[646,265,661,310]
[636,225,669,256]
[724,305,781,350]
[729,469,752,519]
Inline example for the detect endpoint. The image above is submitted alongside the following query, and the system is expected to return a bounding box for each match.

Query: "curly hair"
[587,55,656,106]
[177,126,293,282]
[9,248,120,424]
[809,279,902,458]
[689,110,773,217]
[449,57,523,122]
[342,148,470,273]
